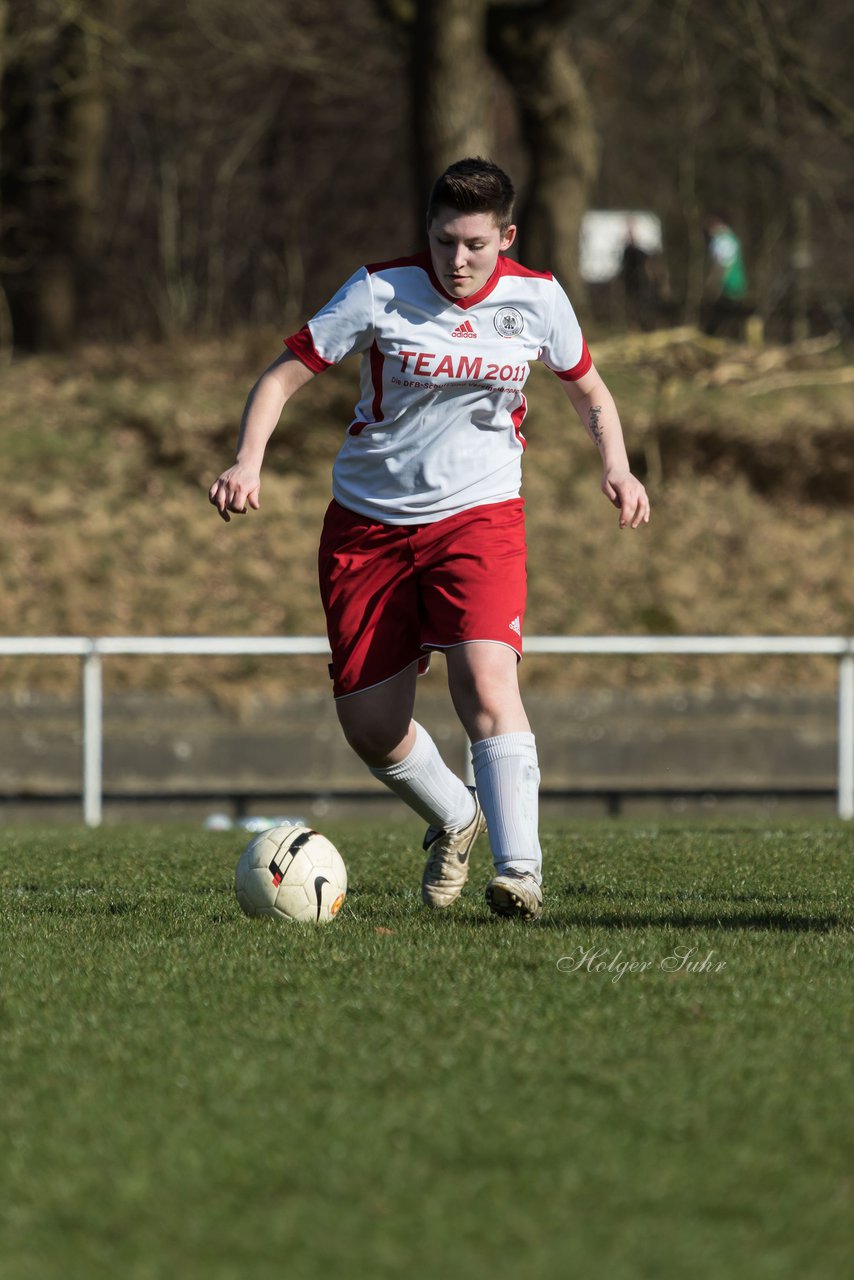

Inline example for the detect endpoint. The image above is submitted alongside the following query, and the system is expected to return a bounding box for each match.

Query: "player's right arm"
[209,350,317,522]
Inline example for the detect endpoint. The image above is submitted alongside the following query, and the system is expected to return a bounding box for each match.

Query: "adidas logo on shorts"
[509,615,521,635]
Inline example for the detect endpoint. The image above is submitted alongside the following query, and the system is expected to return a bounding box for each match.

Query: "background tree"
[1,0,115,349]
[378,0,598,299]
[488,0,597,298]
[412,0,496,198]
[1,0,853,347]
[0,0,11,351]
[581,0,854,336]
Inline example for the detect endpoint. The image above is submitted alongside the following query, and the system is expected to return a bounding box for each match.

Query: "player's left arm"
[560,362,650,529]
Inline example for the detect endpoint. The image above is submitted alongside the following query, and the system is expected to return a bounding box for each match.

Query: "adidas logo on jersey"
[450,319,477,339]
[509,616,521,635]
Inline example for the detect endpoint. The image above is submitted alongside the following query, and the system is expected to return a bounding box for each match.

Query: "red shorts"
[318,498,528,698]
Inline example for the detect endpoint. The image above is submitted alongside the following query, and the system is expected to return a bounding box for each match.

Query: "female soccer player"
[209,158,649,921]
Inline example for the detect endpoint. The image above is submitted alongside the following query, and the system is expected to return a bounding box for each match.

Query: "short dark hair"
[427,157,516,232]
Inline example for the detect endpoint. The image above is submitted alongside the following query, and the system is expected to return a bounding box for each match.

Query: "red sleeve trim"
[283,325,332,374]
[552,337,592,382]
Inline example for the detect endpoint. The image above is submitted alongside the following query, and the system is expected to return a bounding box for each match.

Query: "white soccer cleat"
[485,870,543,921]
[421,789,487,908]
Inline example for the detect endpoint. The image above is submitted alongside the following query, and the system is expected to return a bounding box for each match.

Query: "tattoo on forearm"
[589,404,604,447]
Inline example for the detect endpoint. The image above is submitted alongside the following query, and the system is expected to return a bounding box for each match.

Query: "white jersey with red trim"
[285,250,590,524]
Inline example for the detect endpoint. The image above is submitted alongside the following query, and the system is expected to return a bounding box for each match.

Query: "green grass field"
[1,820,851,1280]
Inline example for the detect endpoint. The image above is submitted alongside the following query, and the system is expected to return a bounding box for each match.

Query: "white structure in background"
[580,210,663,284]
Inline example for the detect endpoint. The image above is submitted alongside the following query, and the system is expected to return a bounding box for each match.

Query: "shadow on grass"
[546,911,844,932]
[457,911,845,933]
[453,893,847,933]
[534,882,850,932]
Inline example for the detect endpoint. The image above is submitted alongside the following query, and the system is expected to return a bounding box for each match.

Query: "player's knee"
[338,715,407,767]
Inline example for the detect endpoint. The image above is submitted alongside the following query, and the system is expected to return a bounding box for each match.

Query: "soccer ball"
[234,825,347,924]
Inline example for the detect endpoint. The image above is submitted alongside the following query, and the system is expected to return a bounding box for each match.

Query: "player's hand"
[208,464,261,523]
[602,470,650,529]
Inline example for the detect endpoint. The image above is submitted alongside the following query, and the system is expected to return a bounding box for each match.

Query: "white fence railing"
[1,635,852,826]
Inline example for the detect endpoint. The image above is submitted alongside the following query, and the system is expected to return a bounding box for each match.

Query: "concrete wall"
[0,688,841,821]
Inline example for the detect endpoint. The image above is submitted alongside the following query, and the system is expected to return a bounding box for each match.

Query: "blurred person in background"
[620,218,671,331]
[703,212,750,338]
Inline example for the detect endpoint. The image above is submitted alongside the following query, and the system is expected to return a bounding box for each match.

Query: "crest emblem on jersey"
[494,307,524,338]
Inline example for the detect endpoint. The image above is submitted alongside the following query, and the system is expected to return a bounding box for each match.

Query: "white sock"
[369,722,476,831]
[471,733,542,881]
